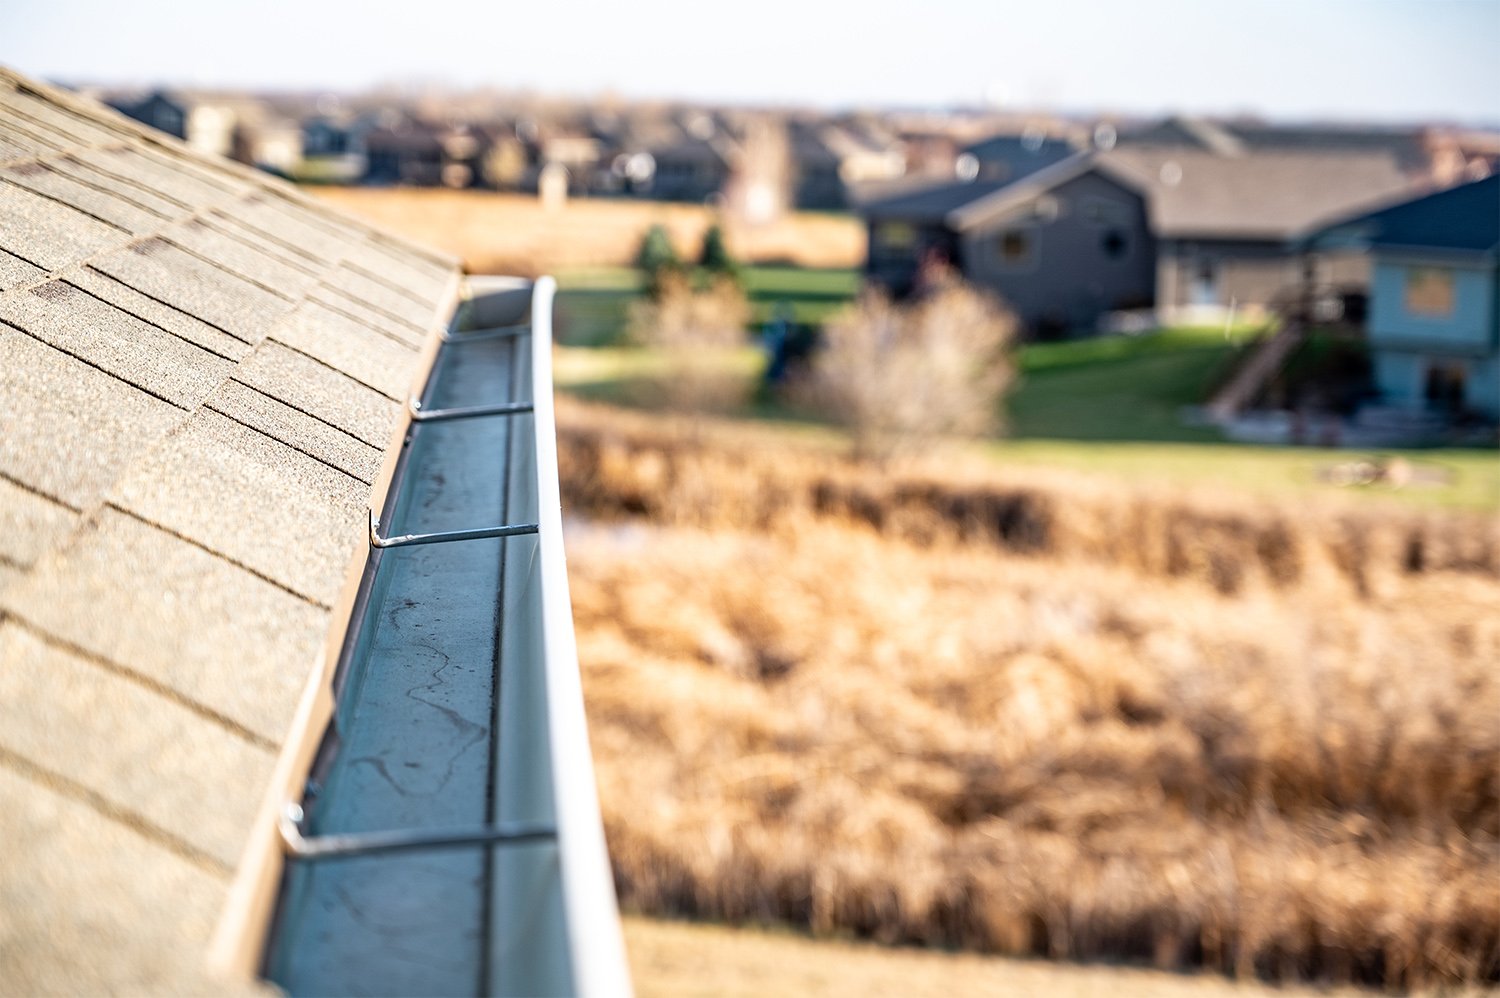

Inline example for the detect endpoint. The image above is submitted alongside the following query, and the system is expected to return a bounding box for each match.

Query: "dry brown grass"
[309,187,864,273]
[558,400,1500,990]
[623,916,1379,997]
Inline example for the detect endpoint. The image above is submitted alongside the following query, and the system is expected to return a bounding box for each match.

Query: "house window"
[996,229,1032,267]
[1405,268,1455,317]
[1101,229,1129,260]
[876,222,916,251]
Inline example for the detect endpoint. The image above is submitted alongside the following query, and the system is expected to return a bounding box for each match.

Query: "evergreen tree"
[635,224,680,298]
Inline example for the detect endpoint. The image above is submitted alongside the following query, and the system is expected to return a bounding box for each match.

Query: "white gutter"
[528,276,633,998]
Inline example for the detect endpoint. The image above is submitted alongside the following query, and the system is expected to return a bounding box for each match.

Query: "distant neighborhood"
[89,83,1500,443]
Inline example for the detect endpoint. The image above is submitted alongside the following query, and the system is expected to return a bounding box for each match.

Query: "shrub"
[624,272,753,415]
[808,280,1017,460]
[635,223,682,299]
[697,224,740,284]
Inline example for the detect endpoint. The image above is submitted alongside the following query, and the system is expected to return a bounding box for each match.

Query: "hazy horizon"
[6,0,1499,126]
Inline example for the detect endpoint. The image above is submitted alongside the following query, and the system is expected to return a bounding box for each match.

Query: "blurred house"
[643,112,791,223]
[1101,145,1415,323]
[1309,175,1500,422]
[863,154,1155,334]
[863,117,1426,333]
[788,119,907,210]
[107,89,187,138]
[108,88,300,174]
[957,129,1079,183]
[363,119,441,184]
[299,112,370,184]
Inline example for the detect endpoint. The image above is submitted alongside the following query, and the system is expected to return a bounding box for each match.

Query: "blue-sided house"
[1311,175,1500,422]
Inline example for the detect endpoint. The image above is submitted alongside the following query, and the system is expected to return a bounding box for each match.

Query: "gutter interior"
[264,292,570,997]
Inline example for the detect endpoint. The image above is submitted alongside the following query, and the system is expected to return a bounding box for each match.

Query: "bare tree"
[808,278,1017,460]
[625,272,754,416]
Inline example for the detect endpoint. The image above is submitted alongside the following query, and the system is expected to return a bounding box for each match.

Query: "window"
[1101,229,1129,260]
[996,229,1032,267]
[1405,268,1455,317]
[877,222,917,251]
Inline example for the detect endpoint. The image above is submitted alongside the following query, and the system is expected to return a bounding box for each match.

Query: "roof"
[859,175,1016,223]
[1307,174,1500,258]
[1119,115,1435,174]
[860,153,1142,231]
[0,67,459,992]
[947,153,1143,231]
[1100,146,1417,240]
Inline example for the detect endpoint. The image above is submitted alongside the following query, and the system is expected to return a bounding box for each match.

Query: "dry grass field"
[557,400,1500,991]
[309,187,864,274]
[623,916,1381,997]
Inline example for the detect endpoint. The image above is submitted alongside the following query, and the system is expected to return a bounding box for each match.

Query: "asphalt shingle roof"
[0,66,460,992]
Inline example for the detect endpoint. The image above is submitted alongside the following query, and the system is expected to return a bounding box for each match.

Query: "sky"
[5,0,1498,123]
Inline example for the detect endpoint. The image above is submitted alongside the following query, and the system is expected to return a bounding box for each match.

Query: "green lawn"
[1008,326,1251,443]
[554,265,859,346]
[551,289,1498,511]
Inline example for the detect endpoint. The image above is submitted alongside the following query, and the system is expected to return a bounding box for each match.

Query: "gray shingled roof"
[1101,146,1417,241]
[0,67,460,993]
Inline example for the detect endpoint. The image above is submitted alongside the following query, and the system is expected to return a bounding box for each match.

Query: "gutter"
[211,275,629,997]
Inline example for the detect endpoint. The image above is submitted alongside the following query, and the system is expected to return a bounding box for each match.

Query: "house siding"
[1367,255,1500,420]
[957,171,1155,333]
[1369,258,1498,353]
[1156,239,1305,317]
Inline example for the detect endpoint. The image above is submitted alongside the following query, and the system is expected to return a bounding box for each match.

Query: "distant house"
[363,120,445,185]
[1309,175,1500,422]
[958,130,1078,184]
[863,154,1155,335]
[648,135,733,203]
[108,90,187,139]
[1099,146,1417,323]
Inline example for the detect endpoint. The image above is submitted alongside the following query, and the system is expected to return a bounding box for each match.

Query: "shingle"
[220,192,365,264]
[0,622,277,868]
[310,286,429,350]
[0,87,131,150]
[108,408,368,601]
[2,158,169,235]
[66,266,251,362]
[0,106,81,156]
[0,280,233,408]
[164,216,318,299]
[0,124,45,164]
[0,476,79,570]
[0,247,43,292]
[271,299,420,400]
[344,239,456,304]
[0,327,183,507]
[0,764,227,996]
[92,236,293,344]
[328,261,441,324]
[0,179,125,270]
[70,146,235,213]
[1,508,328,742]
[207,206,328,274]
[206,379,383,484]
[234,339,398,448]
[48,152,193,220]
